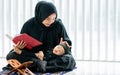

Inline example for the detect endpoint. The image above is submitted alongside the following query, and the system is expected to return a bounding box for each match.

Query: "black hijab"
[35,1,57,23]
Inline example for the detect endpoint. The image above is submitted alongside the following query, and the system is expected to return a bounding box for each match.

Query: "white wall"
[0,0,120,62]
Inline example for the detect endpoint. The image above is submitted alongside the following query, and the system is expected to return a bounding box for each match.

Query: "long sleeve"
[58,19,72,53]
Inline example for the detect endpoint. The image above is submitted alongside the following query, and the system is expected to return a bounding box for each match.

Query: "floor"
[1,58,120,75]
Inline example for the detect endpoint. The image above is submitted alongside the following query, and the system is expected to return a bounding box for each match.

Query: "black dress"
[3,1,76,73]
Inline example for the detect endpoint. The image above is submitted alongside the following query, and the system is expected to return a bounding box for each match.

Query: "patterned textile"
[0,67,77,75]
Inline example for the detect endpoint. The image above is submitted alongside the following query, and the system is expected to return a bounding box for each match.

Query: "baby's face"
[53,45,65,56]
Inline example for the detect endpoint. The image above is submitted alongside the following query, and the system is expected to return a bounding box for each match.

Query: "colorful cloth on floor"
[0,67,77,75]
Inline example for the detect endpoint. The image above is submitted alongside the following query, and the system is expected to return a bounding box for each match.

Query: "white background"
[0,0,120,62]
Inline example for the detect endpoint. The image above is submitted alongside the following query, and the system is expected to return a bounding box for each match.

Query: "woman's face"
[42,13,56,27]
[53,45,65,56]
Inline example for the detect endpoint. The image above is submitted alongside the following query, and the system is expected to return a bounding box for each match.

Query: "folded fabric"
[12,33,42,50]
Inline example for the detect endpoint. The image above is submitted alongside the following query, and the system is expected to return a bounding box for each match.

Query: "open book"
[6,33,43,50]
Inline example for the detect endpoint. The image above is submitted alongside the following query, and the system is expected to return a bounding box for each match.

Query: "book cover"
[12,33,42,50]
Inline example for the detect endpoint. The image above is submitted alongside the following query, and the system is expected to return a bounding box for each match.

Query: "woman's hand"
[13,40,26,54]
[59,38,71,48]
[15,40,26,49]
[13,45,22,54]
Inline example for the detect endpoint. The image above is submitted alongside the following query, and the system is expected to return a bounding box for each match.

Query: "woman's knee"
[63,54,76,69]
[6,52,17,60]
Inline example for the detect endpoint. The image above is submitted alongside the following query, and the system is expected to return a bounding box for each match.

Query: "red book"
[12,33,42,50]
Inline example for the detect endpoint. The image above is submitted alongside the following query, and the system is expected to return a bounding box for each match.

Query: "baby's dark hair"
[59,44,70,54]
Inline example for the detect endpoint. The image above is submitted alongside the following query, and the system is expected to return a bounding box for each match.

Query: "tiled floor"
[1,58,120,75]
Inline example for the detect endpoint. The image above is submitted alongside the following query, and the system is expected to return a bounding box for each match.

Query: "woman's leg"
[46,54,76,72]
[6,51,32,63]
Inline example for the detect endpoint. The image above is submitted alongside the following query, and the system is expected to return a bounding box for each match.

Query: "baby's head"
[53,44,69,56]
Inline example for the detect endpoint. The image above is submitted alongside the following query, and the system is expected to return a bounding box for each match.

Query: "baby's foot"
[35,51,44,61]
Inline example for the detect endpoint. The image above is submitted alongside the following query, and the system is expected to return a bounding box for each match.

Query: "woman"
[3,1,76,73]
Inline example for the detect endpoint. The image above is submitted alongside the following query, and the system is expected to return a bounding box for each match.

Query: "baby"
[13,43,70,61]
[53,44,70,56]
[34,43,70,62]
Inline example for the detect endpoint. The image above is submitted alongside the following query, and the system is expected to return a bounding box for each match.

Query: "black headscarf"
[35,1,57,23]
